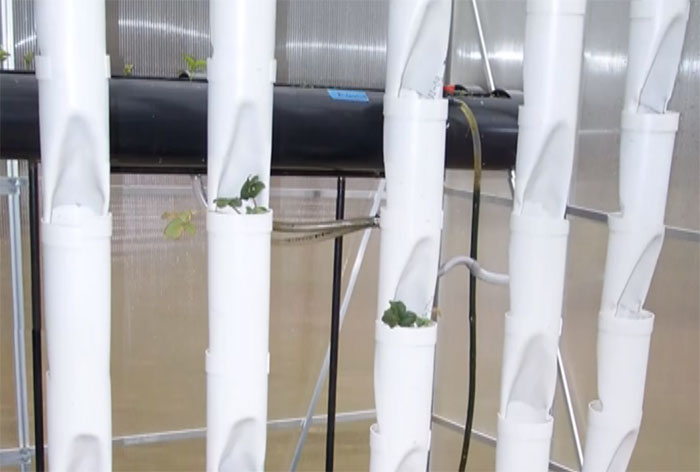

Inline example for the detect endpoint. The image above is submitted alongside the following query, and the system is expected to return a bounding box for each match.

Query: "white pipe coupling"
[42,210,112,472]
[371,321,437,472]
[582,311,654,472]
[206,211,272,472]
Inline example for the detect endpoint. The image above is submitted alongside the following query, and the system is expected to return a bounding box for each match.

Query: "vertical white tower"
[35,0,112,470]
[370,0,451,470]
[205,1,276,471]
[582,2,690,470]
[496,1,587,470]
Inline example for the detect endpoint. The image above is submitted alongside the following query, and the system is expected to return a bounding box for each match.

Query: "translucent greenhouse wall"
[1,0,699,470]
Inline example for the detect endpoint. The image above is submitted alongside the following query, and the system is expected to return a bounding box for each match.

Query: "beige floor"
[1,172,698,471]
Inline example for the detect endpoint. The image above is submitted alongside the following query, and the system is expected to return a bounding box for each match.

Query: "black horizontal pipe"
[0,72,519,175]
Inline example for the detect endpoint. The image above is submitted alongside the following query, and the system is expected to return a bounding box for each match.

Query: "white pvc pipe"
[206,1,276,471]
[583,2,689,470]
[496,1,587,470]
[35,0,112,470]
[207,0,276,208]
[371,1,450,470]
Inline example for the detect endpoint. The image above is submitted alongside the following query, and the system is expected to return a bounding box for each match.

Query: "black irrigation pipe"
[325,176,346,471]
[28,160,45,471]
[0,72,520,174]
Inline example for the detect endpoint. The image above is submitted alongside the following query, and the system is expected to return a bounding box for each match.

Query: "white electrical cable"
[438,255,509,286]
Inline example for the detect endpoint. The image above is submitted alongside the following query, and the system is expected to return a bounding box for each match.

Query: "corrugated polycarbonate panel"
[449,0,526,92]
[449,0,700,230]
[117,0,210,78]
[11,0,35,72]
[277,0,388,89]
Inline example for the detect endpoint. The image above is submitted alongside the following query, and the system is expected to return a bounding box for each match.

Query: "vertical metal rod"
[7,160,31,472]
[325,176,346,471]
[557,348,584,469]
[470,0,496,92]
[290,180,384,472]
[28,160,45,471]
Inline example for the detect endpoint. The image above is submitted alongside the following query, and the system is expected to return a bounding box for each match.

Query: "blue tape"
[327,89,370,103]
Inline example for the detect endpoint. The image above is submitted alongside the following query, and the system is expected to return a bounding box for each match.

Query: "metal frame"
[4,161,30,472]
[3,168,700,471]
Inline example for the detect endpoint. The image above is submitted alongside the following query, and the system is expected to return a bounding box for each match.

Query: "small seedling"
[382,300,432,328]
[162,210,197,240]
[23,51,34,69]
[180,54,206,80]
[214,175,269,215]
[0,48,10,64]
[124,63,134,76]
[164,175,268,239]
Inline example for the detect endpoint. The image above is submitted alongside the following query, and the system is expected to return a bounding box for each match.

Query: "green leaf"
[214,198,230,209]
[164,219,184,240]
[246,206,268,215]
[381,309,399,328]
[183,54,195,70]
[398,311,417,327]
[415,317,431,327]
[176,210,193,223]
[124,63,134,76]
[0,48,9,63]
[240,175,266,200]
[388,300,406,317]
[23,51,34,68]
[183,222,196,236]
[193,59,207,72]
[214,197,243,210]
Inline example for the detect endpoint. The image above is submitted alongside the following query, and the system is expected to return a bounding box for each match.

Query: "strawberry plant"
[214,175,269,215]
[381,300,432,328]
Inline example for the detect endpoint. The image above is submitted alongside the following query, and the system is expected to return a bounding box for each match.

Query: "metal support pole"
[290,181,384,472]
[7,160,31,472]
[557,348,584,468]
[325,176,346,471]
[28,160,45,471]
[470,0,496,92]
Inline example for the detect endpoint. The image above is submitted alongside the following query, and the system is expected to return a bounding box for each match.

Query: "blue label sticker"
[327,89,370,103]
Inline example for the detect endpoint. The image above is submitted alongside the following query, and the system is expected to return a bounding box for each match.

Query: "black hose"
[29,160,45,471]
[453,98,482,472]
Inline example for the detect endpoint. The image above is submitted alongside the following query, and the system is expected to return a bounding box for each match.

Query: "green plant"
[124,63,134,76]
[23,51,34,68]
[214,175,269,215]
[0,47,10,64]
[163,175,268,240]
[181,54,206,79]
[162,210,197,240]
[381,300,431,328]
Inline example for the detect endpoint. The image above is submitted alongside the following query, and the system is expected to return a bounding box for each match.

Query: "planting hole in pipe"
[392,235,439,319]
[399,0,451,99]
[217,104,268,205]
[219,418,258,472]
[615,230,664,317]
[636,16,690,113]
[505,334,557,422]
[51,117,107,218]
[518,119,571,219]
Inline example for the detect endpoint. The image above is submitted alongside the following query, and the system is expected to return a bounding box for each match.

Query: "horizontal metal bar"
[444,185,700,243]
[0,410,376,466]
[431,414,577,472]
[0,447,27,467]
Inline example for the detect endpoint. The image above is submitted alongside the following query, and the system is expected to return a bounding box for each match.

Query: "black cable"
[453,98,482,472]
[325,176,346,472]
[29,160,45,471]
